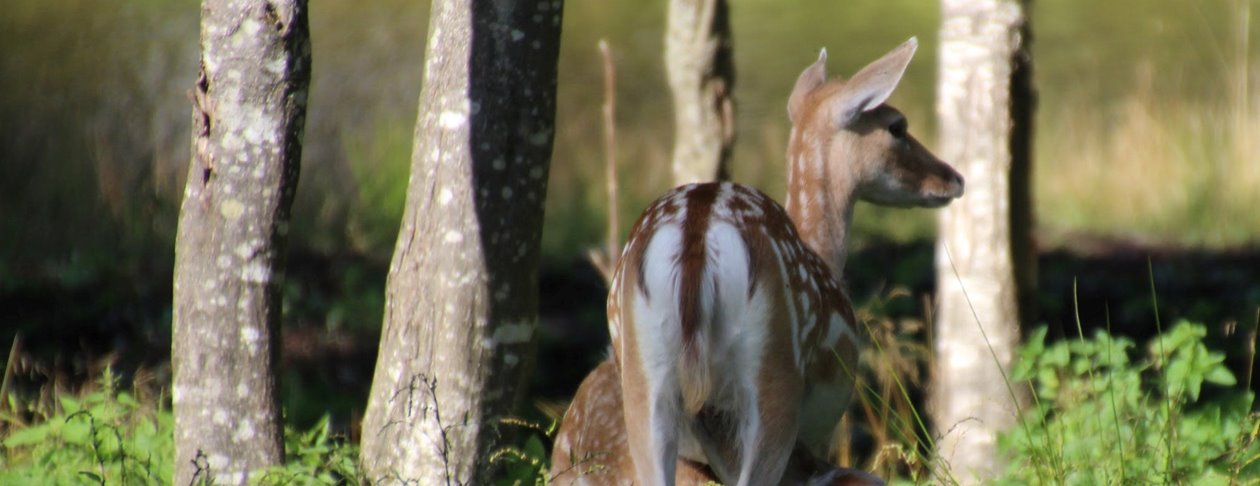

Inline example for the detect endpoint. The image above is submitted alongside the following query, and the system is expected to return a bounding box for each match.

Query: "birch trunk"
[666,0,735,185]
[171,1,311,484]
[357,0,564,483]
[931,0,1035,482]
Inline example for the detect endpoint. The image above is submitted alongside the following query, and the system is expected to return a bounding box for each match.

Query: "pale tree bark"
[666,0,735,185]
[357,0,564,483]
[931,0,1035,482]
[171,1,310,484]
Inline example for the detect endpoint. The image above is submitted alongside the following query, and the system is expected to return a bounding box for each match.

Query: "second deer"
[585,37,962,486]
[552,359,886,485]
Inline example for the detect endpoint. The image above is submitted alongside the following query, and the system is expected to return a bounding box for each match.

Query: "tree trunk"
[171,1,311,484]
[931,0,1034,482]
[357,0,564,483]
[666,0,735,185]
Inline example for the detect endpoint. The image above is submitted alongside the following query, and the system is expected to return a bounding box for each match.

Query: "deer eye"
[889,118,908,139]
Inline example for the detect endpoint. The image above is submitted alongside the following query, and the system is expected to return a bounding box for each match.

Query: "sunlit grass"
[1036,65,1260,249]
[1,0,1257,272]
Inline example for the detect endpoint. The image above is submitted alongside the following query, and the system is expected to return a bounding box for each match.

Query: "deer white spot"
[769,239,804,370]
[438,188,454,206]
[800,294,814,327]
[444,230,464,244]
[822,311,855,349]
[439,110,467,129]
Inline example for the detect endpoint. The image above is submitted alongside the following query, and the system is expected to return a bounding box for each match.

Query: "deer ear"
[788,48,828,124]
[830,37,917,125]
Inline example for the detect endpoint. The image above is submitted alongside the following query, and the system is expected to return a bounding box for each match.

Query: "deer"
[590,37,963,486]
[551,359,886,486]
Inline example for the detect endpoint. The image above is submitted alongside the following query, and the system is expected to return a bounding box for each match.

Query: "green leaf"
[3,425,51,447]
[1045,343,1071,368]
[1166,358,1190,397]
[1203,364,1236,386]
[59,396,81,415]
[116,392,138,407]
[524,434,546,459]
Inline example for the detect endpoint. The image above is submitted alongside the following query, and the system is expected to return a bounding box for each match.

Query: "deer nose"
[947,171,965,197]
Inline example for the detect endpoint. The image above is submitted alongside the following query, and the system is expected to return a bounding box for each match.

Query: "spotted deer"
[597,38,963,486]
[551,360,886,486]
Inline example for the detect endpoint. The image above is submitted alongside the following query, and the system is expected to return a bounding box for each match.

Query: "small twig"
[1,333,20,413]
[1245,308,1258,393]
[190,449,213,486]
[588,39,622,285]
[600,40,619,267]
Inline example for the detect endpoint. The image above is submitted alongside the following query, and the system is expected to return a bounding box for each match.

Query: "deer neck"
[785,129,859,278]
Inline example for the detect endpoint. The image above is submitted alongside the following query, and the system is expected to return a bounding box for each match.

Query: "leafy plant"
[1,370,367,485]
[0,368,174,485]
[1000,321,1260,485]
[254,415,361,485]
[490,417,555,486]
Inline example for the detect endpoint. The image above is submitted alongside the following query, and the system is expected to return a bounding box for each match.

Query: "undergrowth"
[0,369,362,485]
[1,314,1255,485]
[1000,322,1260,484]
[0,369,174,484]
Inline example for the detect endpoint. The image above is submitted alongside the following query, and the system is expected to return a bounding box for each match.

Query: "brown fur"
[551,361,885,486]
[677,184,719,415]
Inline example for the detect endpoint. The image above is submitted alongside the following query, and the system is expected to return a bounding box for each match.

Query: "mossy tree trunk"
[931,0,1035,482]
[666,0,735,185]
[357,0,564,483]
[171,1,311,484]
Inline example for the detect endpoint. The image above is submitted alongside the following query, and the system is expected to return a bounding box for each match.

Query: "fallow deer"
[551,360,886,486]
[600,38,962,485]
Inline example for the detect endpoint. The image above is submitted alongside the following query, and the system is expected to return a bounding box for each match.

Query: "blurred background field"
[2,0,1258,457]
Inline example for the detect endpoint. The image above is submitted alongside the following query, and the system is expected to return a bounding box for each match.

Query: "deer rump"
[615,181,855,484]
